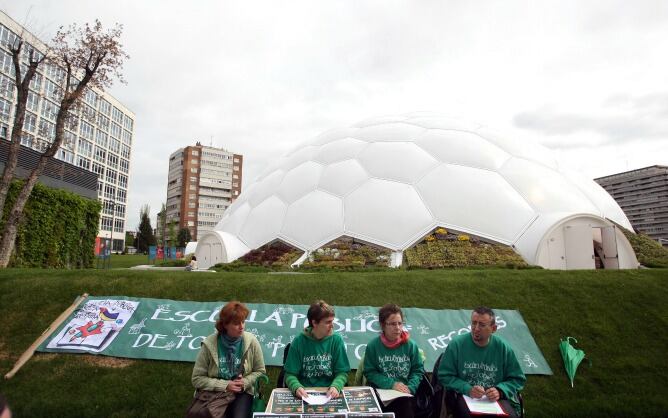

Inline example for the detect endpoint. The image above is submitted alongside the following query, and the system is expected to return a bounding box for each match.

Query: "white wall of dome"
[196,113,638,270]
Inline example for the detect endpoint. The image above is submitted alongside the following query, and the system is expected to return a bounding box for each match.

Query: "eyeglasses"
[471,321,492,329]
[385,321,404,327]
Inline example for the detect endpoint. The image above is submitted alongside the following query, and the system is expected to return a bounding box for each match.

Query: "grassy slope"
[0,268,666,417]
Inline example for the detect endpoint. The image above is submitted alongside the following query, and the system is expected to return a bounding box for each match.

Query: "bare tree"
[0,20,128,267]
[0,37,47,216]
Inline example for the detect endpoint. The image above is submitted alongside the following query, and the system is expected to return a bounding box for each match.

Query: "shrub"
[2,181,100,268]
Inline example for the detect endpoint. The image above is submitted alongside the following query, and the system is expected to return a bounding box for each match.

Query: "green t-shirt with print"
[284,328,350,393]
[363,336,424,394]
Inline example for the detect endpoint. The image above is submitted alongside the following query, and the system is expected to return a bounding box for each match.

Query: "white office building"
[0,11,135,252]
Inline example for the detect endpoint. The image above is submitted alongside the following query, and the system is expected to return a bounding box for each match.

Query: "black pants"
[382,396,417,418]
[225,392,252,418]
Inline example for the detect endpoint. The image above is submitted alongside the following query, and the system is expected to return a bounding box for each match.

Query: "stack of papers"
[463,395,508,416]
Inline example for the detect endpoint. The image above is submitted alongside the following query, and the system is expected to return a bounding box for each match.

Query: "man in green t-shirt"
[284,300,351,400]
[438,307,526,418]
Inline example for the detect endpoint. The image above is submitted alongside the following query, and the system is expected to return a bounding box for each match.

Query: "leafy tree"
[136,205,155,253]
[167,220,177,247]
[124,231,136,248]
[177,228,191,248]
[156,204,166,247]
[0,20,128,267]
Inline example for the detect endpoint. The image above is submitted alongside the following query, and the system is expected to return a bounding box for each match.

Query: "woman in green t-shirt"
[284,300,351,400]
[363,303,424,418]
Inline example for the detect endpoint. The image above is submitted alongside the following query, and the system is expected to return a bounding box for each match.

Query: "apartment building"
[595,165,668,246]
[0,11,135,252]
[165,142,242,241]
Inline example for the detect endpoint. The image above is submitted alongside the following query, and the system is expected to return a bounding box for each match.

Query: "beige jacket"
[191,331,266,395]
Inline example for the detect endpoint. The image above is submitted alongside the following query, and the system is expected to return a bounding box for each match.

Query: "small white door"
[601,226,619,269]
[563,224,595,269]
[546,232,567,269]
[199,244,211,269]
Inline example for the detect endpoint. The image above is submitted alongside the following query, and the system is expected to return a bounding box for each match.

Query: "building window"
[94,146,106,163]
[105,169,117,184]
[109,138,121,154]
[97,113,110,130]
[78,156,91,170]
[122,129,132,145]
[111,106,123,123]
[99,99,112,116]
[23,112,37,133]
[119,158,129,173]
[78,139,93,157]
[56,148,74,164]
[26,90,40,112]
[0,98,11,122]
[92,162,104,176]
[104,184,116,200]
[101,216,113,231]
[95,129,108,147]
[110,122,121,139]
[107,153,119,168]
[38,119,56,141]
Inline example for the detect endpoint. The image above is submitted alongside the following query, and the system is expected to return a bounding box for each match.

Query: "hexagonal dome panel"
[344,179,433,249]
[318,159,369,197]
[238,196,287,249]
[417,164,535,243]
[357,142,439,183]
[416,130,510,170]
[248,169,285,208]
[276,161,324,203]
[281,190,344,249]
[202,113,635,270]
[313,137,368,165]
[499,157,598,214]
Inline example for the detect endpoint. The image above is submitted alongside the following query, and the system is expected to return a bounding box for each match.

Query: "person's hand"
[327,387,340,399]
[392,382,410,393]
[485,387,500,402]
[226,378,244,393]
[295,388,309,399]
[469,385,485,399]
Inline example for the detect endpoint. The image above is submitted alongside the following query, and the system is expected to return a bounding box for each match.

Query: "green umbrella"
[559,336,586,387]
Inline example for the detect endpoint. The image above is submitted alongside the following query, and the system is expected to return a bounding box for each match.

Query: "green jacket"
[438,333,526,413]
[191,331,266,395]
[363,336,424,394]
[284,328,350,394]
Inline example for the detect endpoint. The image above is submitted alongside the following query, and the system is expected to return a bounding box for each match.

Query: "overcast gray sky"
[2,0,667,231]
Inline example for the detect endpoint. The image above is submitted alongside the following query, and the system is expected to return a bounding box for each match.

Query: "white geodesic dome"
[196,113,638,270]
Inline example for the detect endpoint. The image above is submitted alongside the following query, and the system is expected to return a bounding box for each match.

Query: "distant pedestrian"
[186,255,197,271]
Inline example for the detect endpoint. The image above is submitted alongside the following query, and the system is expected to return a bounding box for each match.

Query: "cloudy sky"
[1,1,667,230]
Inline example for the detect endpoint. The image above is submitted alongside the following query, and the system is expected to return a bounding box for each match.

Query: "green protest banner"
[37,296,552,374]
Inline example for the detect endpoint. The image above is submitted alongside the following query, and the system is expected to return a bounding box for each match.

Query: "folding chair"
[275,342,291,388]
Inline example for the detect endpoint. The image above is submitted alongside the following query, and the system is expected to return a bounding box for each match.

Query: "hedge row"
[1,181,100,268]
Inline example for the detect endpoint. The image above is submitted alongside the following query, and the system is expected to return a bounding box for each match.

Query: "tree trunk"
[0,44,42,214]
[0,165,42,266]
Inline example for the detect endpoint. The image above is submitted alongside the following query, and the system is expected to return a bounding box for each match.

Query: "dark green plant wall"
[1,181,101,268]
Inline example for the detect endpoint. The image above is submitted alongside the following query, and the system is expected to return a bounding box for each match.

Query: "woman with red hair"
[190,301,265,418]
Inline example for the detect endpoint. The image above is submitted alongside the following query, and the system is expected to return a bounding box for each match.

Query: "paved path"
[129,265,214,272]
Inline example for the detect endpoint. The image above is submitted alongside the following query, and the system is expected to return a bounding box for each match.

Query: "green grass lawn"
[104,253,151,269]
[0,268,666,417]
